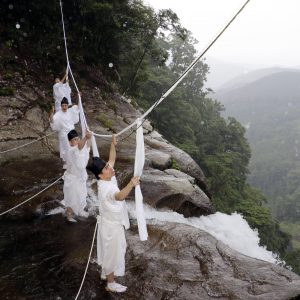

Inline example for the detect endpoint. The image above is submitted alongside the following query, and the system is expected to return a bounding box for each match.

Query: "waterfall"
[126,202,283,265]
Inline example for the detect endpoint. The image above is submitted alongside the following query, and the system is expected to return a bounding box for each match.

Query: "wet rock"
[1,214,299,300]
[124,222,300,300]
[145,131,205,182]
[141,169,213,217]
[25,106,47,132]
[146,149,172,170]
[164,168,195,182]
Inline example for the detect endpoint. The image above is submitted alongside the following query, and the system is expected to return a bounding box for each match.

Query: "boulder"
[145,148,172,170]
[1,215,299,300]
[124,222,300,300]
[141,169,214,217]
[145,131,205,182]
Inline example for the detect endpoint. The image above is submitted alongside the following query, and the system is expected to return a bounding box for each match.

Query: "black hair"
[67,129,79,141]
[61,97,69,105]
[86,157,107,180]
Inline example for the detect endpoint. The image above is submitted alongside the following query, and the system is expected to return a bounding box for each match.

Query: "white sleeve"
[70,106,79,124]
[72,145,90,169]
[107,185,120,202]
[50,113,61,131]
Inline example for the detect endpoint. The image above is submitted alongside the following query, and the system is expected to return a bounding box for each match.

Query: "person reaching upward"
[87,135,140,293]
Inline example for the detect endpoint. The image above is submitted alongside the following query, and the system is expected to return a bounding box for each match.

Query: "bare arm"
[115,176,140,201]
[108,135,117,167]
[78,131,92,150]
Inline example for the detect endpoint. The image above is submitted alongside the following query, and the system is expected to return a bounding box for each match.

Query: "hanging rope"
[0,175,63,216]
[59,0,71,70]
[0,132,55,154]
[58,0,251,142]
[74,222,98,300]
[91,0,251,140]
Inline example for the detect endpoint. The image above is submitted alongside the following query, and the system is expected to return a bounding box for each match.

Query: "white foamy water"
[49,181,282,265]
[126,202,281,264]
[45,206,64,216]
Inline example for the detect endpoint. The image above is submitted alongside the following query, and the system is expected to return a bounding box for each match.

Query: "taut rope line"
[74,222,98,300]
[92,0,252,139]
[0,132,55,154]
[0,175,63,216]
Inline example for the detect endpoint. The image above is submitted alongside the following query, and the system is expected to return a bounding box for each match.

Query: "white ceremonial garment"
[97,176,129,276]
[50,106,79,162]
[77,93,99,158]
[63,144,90,215]
[134,119,148,241]
[53,82,72,111]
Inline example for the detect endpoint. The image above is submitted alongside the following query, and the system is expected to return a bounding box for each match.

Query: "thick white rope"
[0,132,55,154]
[92,0,251,138]
[0,175,63,216]
[74,222,98,300]
[59,0,70,69]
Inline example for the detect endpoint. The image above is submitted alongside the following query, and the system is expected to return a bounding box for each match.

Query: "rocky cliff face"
[1,69,300,299]
[0,69,213,216]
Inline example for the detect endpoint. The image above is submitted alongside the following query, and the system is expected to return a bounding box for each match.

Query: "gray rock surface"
[141,169,213,217]
[145,148,172,170]
[124,222,300,300]
[1,71,300,300]
[145,131,205,182]
[0,73,211,215]
[1,209,300,300]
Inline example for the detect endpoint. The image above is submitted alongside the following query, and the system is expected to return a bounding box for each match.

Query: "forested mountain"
[217,70,300,258]
[216,67,299,94]
[203,56,254,90]
[1,0,299,273]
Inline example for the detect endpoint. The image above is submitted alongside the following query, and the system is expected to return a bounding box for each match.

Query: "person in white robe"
[53,72,72,111]
[49,97,80,168]
[87,135,140,293]
[63,129,92,222]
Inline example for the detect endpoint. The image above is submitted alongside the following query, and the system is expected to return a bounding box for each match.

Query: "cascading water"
[127,202,281,264]
[85,181,284,265]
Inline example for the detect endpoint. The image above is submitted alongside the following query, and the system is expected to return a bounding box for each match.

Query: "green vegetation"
[0,87,15,96]
[0,0,297,273]
[280,222,300,249]
[107,102,117,114]
[171,158,180,171]
[96,113,114,130]
[218,71,300,272]
[3,73,14,80]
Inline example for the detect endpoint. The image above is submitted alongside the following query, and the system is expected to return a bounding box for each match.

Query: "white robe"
[50,106,79,162]
[97,176,129,276]
[63,144,90,215]
[53,82,72,111]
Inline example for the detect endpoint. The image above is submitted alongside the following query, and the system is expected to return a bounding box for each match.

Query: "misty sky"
[146,0,300,68]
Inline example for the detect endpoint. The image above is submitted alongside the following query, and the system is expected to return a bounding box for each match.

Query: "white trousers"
[97,216,126,276]
[63,173,87,215]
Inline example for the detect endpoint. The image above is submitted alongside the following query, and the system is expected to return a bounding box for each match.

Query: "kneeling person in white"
[64,129,92,222]
[87,135,140,293]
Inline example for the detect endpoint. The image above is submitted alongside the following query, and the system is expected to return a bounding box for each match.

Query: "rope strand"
[74,222,98,300]
[0,132,55,154]
[92,0,252,140]
[0,175,63,216]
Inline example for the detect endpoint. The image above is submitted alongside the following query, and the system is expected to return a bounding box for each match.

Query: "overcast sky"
[145,0,300,68]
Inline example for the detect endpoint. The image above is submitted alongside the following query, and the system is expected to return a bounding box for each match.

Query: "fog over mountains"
[204,56,300,92]
[213,67,300,246]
